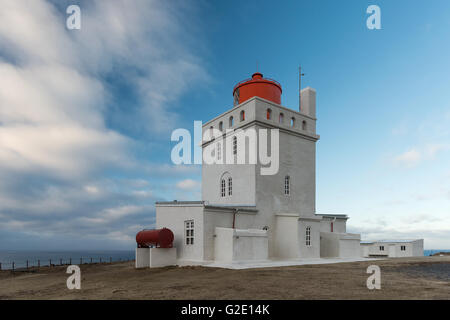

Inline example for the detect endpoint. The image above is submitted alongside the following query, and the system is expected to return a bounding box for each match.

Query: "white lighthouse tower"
[156,72,361,265]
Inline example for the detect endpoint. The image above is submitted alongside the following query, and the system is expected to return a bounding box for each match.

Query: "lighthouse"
[155,71,362,265]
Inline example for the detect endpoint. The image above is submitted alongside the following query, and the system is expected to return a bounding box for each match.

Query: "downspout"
[331,217,336,232]
[232,209,239,229]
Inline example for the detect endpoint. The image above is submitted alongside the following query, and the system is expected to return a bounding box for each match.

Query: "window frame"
[284,175,290,195]
[220,179,226,197]
[217,142,222,161]
[306,226,311,247]
[185,220,194,245]
[228,177,232,196]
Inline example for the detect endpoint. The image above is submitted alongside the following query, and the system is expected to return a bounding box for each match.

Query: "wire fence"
[0,256,135,271]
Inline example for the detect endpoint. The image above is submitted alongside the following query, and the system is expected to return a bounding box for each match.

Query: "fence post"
[0,262,2,270]
[90,257,92,264]
[49,259,52,267]
[110,257,112,263]
[100,257,102,263]
[69,258,72,265]
[12,261,15,272]
[26,260,29,270]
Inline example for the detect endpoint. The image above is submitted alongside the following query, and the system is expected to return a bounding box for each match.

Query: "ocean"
[0,250,135,270]
[423,249,450,256]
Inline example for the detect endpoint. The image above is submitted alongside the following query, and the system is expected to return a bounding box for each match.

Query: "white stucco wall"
[135,248,150,268]
[320,232,340,257]
[156,203,205,262]
[339,238,361,258]
[149,248,177,267]
[274,214,300,259]
[214,227,268,262]
[298,218,321,258]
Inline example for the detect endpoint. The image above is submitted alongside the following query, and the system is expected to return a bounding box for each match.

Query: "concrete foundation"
[135,247,177,268]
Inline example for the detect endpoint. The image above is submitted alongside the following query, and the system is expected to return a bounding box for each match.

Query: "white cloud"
[393,148,421,167]
[0,0,207,248]
[393,143,450,168]
[176,179,200,191]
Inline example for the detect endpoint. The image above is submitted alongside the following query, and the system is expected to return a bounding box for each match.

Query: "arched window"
[229,116,234,127]
[240,110,245,122]
[284,175,290,195]
[306,226,311,246]
[209,126,214,139]
[220,172,231,197]
[302,120,307,131]
[217,142,222,161]
[219,121,223,131]
[220,179,226,197]
[290,117,295,127]
[279,113,284,124]
[266,108,272,120]
[233,136,237,155]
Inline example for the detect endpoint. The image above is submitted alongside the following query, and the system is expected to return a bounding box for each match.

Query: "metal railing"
[0,256,135,272]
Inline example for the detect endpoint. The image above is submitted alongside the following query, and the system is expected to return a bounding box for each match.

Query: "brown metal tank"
[233,72,282,106]
[136,228,174,248]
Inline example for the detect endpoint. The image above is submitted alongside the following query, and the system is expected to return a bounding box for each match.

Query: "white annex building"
[361,239,424,258]
[155,72,362,265]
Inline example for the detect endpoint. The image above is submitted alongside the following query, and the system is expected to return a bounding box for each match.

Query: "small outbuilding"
[360,239,424,258]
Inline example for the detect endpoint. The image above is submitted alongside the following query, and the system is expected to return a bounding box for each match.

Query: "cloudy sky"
[0,0,449,250]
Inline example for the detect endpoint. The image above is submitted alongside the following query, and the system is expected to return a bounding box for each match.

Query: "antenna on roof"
[299,66,305,111]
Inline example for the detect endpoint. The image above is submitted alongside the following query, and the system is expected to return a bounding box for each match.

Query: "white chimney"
[300,87,316,118]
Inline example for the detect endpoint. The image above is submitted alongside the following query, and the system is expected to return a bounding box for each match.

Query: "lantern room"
[233,72,282,106]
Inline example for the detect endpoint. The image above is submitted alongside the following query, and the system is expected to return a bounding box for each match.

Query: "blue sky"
[0,0,449,250]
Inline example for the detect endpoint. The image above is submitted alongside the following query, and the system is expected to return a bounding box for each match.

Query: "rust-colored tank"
[136,228,174,248]
[233,72,282,106]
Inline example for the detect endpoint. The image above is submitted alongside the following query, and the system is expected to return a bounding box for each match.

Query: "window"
[290,117,295,127]
[209,126,214,139]
[267,108,272,120]
[217,142,222,161]
[401,245,406,251]
[185,220,194,245]
[279,113,284,123]
[379,246,384,251]
[228,177,232,196]
[306,226,311,246]
[221,179,226,197]
[219,121,223,131]
[240,110,245,121]
[302,120,307,130]
[233,88,240,106]
[284,175,290,195]
[233,136,237,155]
[331,222,334,233]
[229,116,234,127]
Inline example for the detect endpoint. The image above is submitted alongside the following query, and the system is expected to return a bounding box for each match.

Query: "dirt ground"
[0,256,448,300]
